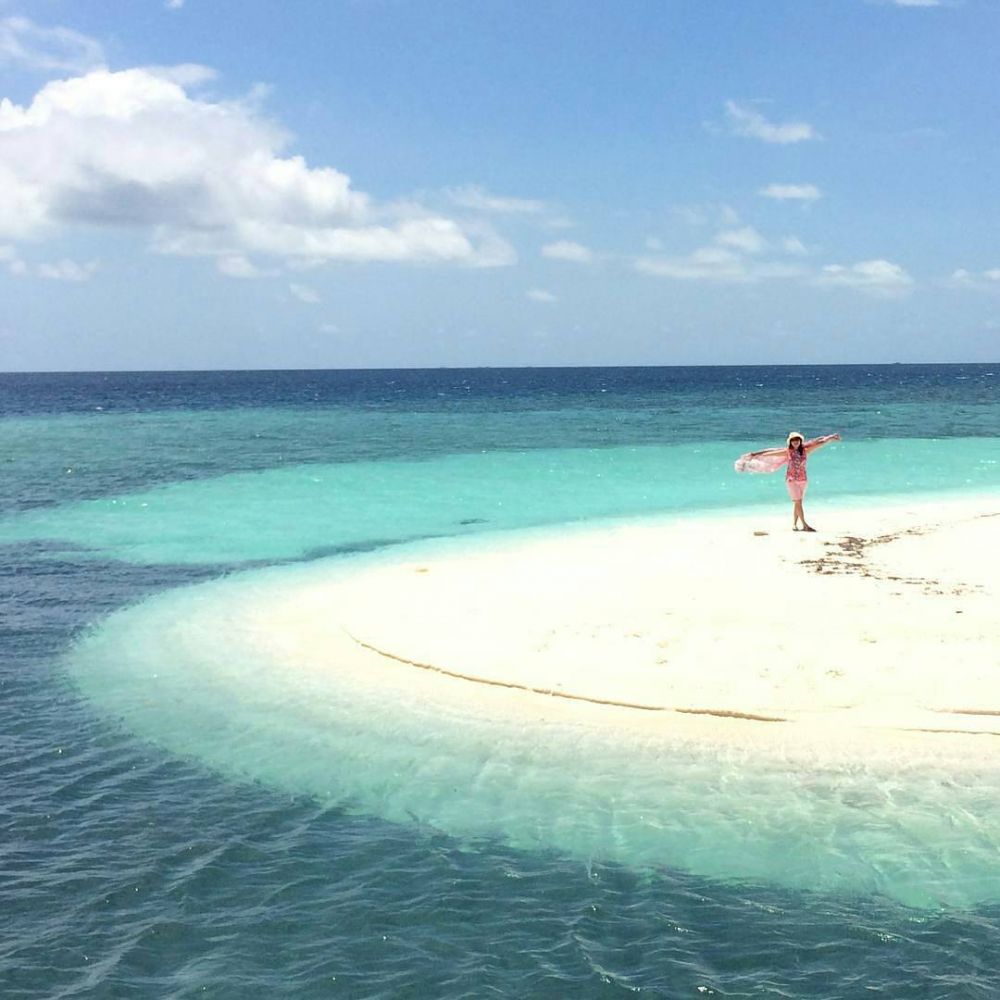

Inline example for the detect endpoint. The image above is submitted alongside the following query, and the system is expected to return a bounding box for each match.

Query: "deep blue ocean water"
[3,364,1000,998]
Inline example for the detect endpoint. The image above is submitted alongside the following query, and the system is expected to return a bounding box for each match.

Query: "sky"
[0,0,998,370]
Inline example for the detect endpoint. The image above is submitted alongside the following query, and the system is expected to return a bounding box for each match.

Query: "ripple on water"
[5,697,1000,998]
[53,552,1000,914]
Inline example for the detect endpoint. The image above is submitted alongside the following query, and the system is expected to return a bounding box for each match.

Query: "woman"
[741,431,841,531]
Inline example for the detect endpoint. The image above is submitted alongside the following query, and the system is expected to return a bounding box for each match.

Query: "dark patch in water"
[298,533,448,563]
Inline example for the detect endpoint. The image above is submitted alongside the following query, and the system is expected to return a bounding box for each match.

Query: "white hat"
[786,431,804,446]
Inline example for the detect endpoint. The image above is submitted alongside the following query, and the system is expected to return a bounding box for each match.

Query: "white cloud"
[140,63,217,87]
[639,245,910,292]
[636,247,749,282]
[319,322,340,334]
[541,240,593,263]
[217,255,272,278]
[725,100,819,144]
[715,226,767,254]
[635,226,817,284]
[816,259,913,296]
[165,0,186,9]
[0,16,104,73]
[947,267,1000,289]
[759,183,822,201]
[289,282,320,304]
[0,66,515,269]
[890,0,941,7]
[446,184,572,232]
[447,185,547,215]
[749,262,810,280]
[526,288,557,303]
[0,243,26,276]
[2,247,99,280]
[448,222,518,268]
[782,236,809,256]
[36,257,98,281]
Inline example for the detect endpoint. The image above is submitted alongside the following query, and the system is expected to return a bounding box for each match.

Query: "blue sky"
[1,0,998,369]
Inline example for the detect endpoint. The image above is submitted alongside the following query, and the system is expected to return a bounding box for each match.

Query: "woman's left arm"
[804,433,841,454]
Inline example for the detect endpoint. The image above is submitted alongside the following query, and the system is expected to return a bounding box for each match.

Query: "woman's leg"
[789,483,813,531]
[800,498,814,532]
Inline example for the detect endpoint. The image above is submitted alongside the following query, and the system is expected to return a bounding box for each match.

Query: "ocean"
[2,364,1000,998]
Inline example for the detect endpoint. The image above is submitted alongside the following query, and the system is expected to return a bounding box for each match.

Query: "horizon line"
[3,361,998,376]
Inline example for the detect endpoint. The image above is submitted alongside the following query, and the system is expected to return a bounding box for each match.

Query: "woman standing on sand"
[737,431,841,531]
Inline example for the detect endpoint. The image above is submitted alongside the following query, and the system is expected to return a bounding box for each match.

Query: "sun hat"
[786,431,804,445]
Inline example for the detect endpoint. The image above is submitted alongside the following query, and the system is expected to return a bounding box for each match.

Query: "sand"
[252,494,1000,759]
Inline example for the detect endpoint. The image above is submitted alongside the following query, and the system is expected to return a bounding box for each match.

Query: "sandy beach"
[242,494,1000,760]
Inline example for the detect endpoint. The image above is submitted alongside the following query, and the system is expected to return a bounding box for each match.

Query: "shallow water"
[66,552,1000,911]
[4,365,1000,997]
[4,437,999,566]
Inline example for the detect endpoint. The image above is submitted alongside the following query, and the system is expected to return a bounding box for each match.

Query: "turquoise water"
[3,366,1000,997]
[3,438,999,565]
[67,553,1000,912]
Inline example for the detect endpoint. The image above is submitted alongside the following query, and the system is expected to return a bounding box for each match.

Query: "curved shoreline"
[63,491,1000,907]
[294,495,1000,752]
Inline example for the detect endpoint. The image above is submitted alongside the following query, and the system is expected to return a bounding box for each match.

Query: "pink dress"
[785,448,807,500]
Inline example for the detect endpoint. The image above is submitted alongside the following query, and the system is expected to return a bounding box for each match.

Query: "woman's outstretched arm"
[804,433,841,454]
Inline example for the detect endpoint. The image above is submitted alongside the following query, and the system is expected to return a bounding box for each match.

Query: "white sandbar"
[254,494,1000,760]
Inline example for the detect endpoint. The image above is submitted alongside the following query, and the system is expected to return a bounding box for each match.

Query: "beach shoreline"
[232,492,1000,762]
